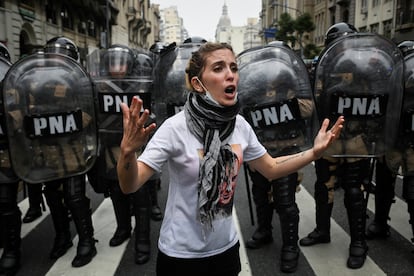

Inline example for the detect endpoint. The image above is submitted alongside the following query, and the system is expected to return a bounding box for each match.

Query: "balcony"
[336,0,350,6]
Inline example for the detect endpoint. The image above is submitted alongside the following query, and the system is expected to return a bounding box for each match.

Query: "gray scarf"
[184,92,240,231]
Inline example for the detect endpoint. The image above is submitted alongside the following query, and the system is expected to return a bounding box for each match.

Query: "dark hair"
[185,42,234,90]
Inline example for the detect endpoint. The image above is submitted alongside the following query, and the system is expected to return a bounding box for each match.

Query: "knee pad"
[272,173,297,207]
[63,175,87,204]
[344,187,364,209]
[340,159,370,188]
[277,203,299,221]
[315,158,336,184]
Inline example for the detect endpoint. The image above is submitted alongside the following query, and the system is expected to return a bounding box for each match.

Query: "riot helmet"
[106,44,135,78]
[150,41,167,54]
[398,41,414,57]
[44,36,79,61]
[0,42,11,62]
[324,22,357,47]
[183,36,207,44]
[267,40,289,48]
[135,53,153,77]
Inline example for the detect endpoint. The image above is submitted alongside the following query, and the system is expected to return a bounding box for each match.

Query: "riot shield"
[86,48,153,179]
[314,33,404,158]
[0,57,19,183]
[2,52,98,183]
[237,44,317,157]
[153,42,204,124]
[385,52,414,175]
[0,57,10,80]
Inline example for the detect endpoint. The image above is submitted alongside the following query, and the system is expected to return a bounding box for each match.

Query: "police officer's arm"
[117,97,157,194]
[248,117,344,181]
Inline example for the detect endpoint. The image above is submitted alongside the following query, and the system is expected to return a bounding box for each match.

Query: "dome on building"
[217,2,231,28]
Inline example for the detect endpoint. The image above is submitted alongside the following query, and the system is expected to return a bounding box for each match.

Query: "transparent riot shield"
[385,52,414,175]
[2,52,98,183]
[0,57,19,183]
[153,42,204,125]
[86,48,153,180]
[237,43,317,157]
[0,57,10,80]
[314,33,404,158]
[87,48,153,146]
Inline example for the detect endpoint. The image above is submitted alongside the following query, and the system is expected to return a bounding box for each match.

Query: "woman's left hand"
[313,116,344,158]
[119,97,156,156]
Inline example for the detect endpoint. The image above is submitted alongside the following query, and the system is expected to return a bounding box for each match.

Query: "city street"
[8,163,414,276]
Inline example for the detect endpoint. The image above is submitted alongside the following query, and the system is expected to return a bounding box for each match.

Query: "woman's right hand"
[119,97,156,156]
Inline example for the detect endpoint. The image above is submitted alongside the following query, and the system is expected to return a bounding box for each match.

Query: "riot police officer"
[0,42,22,276]
[373,41,414,241]
[299,25,360,257]
[86,44,155,264]
[237,42,317,273]
[39,37,97,267]
[299,23,404,270]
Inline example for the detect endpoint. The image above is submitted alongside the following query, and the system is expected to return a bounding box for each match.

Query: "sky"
[153,0,262,41]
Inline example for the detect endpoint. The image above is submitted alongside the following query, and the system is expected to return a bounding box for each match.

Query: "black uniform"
[3,37,99,268]
[0,42,21,276]
[299,23,404,270]
[237,41,317,273]
[86,44,159,265]
[371,41,414,242]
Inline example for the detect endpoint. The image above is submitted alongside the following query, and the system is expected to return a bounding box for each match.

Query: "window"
[21,0,34,8]
[372,0,380,8]
[61,5,74,30]
[45,3,57,24]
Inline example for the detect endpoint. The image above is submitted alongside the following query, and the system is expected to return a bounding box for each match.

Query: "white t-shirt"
[138,111,266,259]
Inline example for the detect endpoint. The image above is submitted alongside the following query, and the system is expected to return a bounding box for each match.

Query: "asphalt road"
[8,163,414,276]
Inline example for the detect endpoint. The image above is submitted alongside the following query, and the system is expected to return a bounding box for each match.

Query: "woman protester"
[117,42,344,276]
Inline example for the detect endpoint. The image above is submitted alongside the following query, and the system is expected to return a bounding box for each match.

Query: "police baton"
[364,156,376,209]
[243,162,255,226]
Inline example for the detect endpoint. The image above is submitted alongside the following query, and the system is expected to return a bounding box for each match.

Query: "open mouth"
[225,85,236,94]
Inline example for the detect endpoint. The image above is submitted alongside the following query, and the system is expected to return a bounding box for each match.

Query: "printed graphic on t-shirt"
[198,144,243,219]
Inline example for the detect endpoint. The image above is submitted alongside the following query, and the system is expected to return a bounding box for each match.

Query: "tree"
[275,13,296,46]
[275,12,318,59]
[294,13,315,58]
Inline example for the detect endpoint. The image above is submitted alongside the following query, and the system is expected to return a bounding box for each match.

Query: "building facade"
[159,6,188,44]
[260,0,414,55]
[215,2,262,55]
[0,0,160,64]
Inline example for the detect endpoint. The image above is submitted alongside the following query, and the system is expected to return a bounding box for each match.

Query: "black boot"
[133,186,151,265]
[403,178,414,246]
[345,191,368,269]
[22,184,43,223]
[149,179,163,221]
[109,181,131,247]
[0,209,21,276]
[274,173,300,273]
[68,198,97,267]
[366,160,394,239]
[44,187,73,259]
[344,160,370,269]
[300,159,334,246]
[245,170,273,249]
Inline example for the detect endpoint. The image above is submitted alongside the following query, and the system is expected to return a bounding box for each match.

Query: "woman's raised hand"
[313,116,344,158]
[119,97,156,155]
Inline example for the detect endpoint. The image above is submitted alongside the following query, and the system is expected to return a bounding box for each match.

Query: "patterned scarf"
[184,92,240,231]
